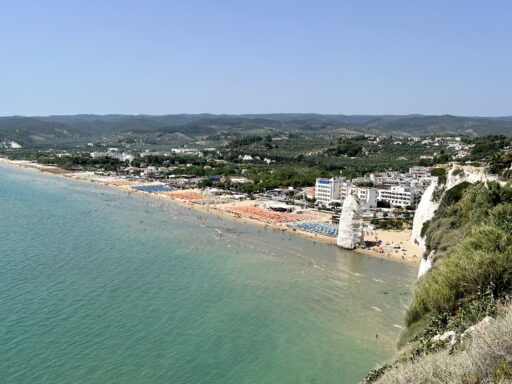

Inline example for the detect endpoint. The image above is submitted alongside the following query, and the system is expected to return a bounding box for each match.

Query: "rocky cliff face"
[417,251,434,279]
[411,178,440,250]
[411,165,495,278]
[337,194,364,249]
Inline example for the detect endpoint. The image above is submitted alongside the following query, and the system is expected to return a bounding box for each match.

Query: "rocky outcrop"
[337,194,364,249]
[432,330,457,346]
[445,165,495,190]
[461,316,495,342]
[428,316,495,348]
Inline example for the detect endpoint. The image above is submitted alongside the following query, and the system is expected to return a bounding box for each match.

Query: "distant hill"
[366,114,512,136]
[0,114,511,146]
[0,117,81,145]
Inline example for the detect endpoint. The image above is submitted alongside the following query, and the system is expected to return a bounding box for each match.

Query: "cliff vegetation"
[365,180,512,383]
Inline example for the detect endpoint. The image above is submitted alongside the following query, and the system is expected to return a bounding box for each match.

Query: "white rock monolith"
[337,194,364,249]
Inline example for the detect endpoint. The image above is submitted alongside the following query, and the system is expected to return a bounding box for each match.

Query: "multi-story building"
[408,166,431,178]
[354,187,378,210]
[377,186,421,208]
[370,172,403,188]
[315,178,378,210]
[316,169,428,209]
[315,177,343,205]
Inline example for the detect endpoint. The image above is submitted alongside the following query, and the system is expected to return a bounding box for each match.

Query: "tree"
[198,178,213,189]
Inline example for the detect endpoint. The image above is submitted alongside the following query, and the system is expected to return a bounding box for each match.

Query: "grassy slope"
[376,303,512,384]
[407,182,512,325]
[365,181,512,383]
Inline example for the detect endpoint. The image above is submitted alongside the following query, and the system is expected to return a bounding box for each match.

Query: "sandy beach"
[0,158,422,267]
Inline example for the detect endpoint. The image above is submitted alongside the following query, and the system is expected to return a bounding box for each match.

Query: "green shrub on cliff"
[425,182,512,263]
[364,180,512,383]
[407,182,512,325]
[406,224,512,325]
[431,167,446,177]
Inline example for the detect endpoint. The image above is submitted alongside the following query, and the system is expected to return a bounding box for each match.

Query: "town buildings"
[315,177,378,209]
[315,166,432,209]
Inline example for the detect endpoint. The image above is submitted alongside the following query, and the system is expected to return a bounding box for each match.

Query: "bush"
[406,225,512,325]
[425,182,512,261]
[408,182,512,324]
[431,167,447,177]
[365,180,512,384]
[371,218,404,230]
[420,220,430,238]
[442,181,471,206]
[489,204,512,233]
[452,168,464,176]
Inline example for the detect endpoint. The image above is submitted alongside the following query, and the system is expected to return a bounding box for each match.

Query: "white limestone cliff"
[337,194,364,250]
[411,165,496,278]
[417,251,434,279]
[411,177,440,250]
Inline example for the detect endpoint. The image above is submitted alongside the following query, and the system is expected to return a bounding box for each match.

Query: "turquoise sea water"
[0,165,416,384]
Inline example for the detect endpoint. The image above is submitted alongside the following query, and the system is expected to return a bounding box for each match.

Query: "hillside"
[366,172,512,383]
[1,114,511,147]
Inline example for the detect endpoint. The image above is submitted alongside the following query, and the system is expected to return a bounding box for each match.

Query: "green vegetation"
[420,221,430,238]
[489,152,512,179]
[469,135,511,160]
[3,119,510,192]
[425,182,512,262]
[247,166,325,189]
[431,167,448,187]
[371,302,512,384]
[365,180,512,383]
[431,167,446,177]
[377,200,391,208]
[441,181,471,206]
[452,167,464,176]
[408,182,512,325]
[406,222,511,325]
[223,134,453,181]
[1,115,512,148]
[39,155,125,171]
[326,136,367,157]
[371,218,410,230]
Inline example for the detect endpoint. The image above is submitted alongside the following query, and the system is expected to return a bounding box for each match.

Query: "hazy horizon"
[1,112,512,119]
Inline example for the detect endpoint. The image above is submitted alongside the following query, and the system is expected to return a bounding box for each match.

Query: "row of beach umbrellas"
[289,221,338,237]
[131,185,177,193]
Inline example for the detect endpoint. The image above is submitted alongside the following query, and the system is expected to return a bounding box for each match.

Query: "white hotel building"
[377,185,420,207]
[316,177,422,209]
[315,178,342,205]
[315,177,378,210]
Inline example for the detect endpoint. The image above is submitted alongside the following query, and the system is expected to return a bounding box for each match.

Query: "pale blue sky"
[0,1,510,116]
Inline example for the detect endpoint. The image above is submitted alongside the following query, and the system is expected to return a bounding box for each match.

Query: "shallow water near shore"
[0,165,416,384]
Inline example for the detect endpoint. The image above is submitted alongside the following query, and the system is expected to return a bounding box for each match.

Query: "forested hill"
[1,114,511,146]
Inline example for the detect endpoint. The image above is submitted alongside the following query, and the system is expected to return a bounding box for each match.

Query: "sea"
[0,165,416,384]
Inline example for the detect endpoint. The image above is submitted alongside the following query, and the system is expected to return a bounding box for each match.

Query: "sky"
[0,0,511,116]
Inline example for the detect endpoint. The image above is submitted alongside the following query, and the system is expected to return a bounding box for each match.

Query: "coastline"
[0,158,421,267]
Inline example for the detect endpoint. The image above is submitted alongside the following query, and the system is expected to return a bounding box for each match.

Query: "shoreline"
[0,158,421,268]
